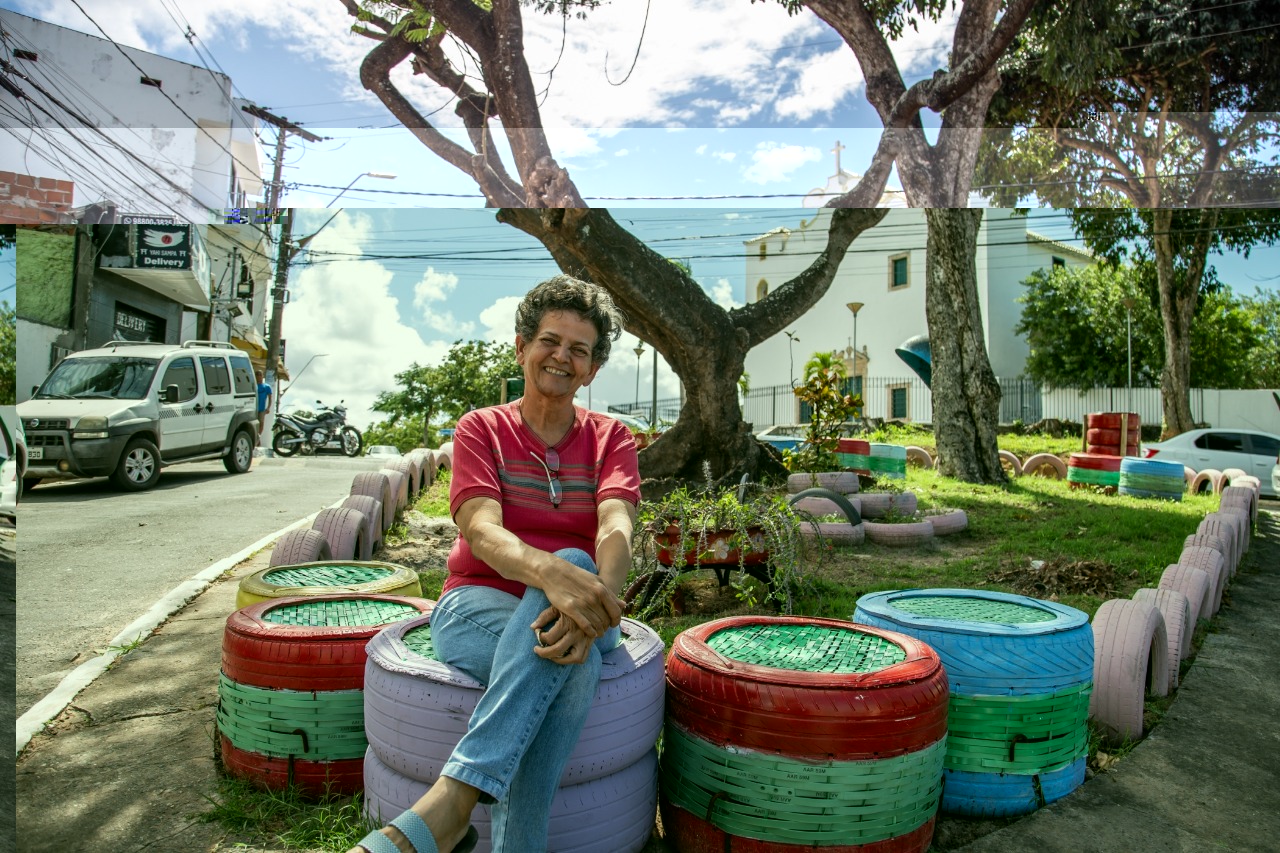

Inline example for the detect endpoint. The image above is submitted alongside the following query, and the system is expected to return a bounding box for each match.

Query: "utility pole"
[240,105,327,210]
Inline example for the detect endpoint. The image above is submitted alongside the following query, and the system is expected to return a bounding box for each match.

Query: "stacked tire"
[868,442,908,479]
[362,615,665,853]
[1067,452,1122,494]
[1118,457,1185,501]
[217,594,432,794]
[1084,412,1140,457]
[662,616,949,852]
[853,590,1093,817]
[236,561,423,609]
[787,473,865,549]
[835,438,872,474]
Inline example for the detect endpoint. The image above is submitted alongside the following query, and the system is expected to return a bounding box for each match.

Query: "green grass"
[198,776,376,851]
[862,421,1084,460]
[416,468,451,517]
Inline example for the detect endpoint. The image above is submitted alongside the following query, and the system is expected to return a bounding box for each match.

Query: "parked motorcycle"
[272,400,363,457]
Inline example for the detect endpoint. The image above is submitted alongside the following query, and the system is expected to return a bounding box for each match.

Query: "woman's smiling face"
[516,310,601,402]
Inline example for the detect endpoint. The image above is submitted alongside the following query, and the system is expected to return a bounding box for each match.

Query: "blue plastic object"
[894,335,932,388]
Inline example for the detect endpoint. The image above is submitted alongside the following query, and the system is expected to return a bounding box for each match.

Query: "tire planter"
[1189,469,1224,495]
[858,492,918,519]
[791,494,863,520]
[1118,457,1185,501]
[1157,565,1213,629]
[836,438,872,474]
[786,472,860,494]
[268,528,333,568]
[351,471,395,534]
[362,614,665,787]
[853,589,1092,817]
[1131,588,1191,687]
[1021,453,1067,479]
[363,746,658,853]
[379,467,410,514]
[1089,598,1168,744]
[863,519,935,547]
[341,494,384,557]
[1067,453,1121,493]
[311,507,368,562]
[663,616,949,851]
[218,594,432,793]
[868,443,908,480]
[236,561,424,610]
[904,446,933,469]
[923,509,968,536]
[998,450,1023,477]
[800,520,865,547]
[1177,547,1226,615]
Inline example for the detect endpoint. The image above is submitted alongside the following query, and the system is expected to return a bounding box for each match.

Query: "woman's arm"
[593,497,637,596]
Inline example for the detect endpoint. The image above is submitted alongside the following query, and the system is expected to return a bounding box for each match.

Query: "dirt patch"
[378,511,457,593]
[987,558,1137,599]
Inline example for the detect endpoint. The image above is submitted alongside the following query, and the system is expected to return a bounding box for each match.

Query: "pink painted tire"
[1022,453,1067,479]
[311,507,368,562]
[1200,513,1242,572]
[924,508,968,536]
[1158,564,1212,629]
[1220,467,1248,488]
[383,457,419,499]
[1132,587,1191,686]
[1184,532,1229,569]
[407,449,436,488]
[1090,598,1169,744]
[791,494,862,520]
[800,520,865,547]
[858,491,918,519]
[786,472,860,494]
[998,450,1023,477]
[1219,505,1251,555]
[1183,466,1196,490]
[863,519,935,547]
[268,528,333,567]
[1189,469,1224,495]
[435,442,453,471]
[1177,546,1226,616]
[905,446,933,469]
[1220,485,1257,525]
[351,471,395,534]
[341,494,384,556]
[378,468,410,515]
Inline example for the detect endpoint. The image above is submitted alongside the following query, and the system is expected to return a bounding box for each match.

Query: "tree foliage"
[371,340,519,441]
[0,302,14,405]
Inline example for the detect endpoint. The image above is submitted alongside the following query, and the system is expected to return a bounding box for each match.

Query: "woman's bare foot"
[348,777,480,853]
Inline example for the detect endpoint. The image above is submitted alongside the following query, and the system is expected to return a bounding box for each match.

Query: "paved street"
[16,455,390,717]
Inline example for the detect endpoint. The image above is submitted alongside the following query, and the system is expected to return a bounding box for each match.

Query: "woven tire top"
[666,615,948,758]
[855,589,1087,637]
[237,561,422,609]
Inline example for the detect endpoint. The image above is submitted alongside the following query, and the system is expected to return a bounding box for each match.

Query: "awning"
[106,268,211,310]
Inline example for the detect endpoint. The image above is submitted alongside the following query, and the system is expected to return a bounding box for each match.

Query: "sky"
[3,1,1279,429]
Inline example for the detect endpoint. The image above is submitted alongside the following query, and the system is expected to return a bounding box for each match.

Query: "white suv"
[19,341,260,491]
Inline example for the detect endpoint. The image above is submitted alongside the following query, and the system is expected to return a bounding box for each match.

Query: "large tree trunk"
[924,209,1007,484]
[1153,208,1218,438]
[497,207,888,489]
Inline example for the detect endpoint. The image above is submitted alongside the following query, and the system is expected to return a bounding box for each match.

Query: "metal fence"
[611,377,1214,430]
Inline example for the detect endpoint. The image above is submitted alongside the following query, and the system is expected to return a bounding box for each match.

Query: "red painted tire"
[311,507,367,562]
[998,450,1023,477]
[351,471,395,534]
[1086,428,1140,447]
[219,733,364,796]
[863,520,935,547]
[379,467,409,514]
[1068,453,1122,472]
[904,446,933,469]
[660,803,936,853]
[1022,453,1068,479]
[1089,598,1169,743]
[786,472,860,494]
[341,494,384,557]
[1132,588,1191,687]
[837,438,872,455]
[221,594,433,690]
[859,492,918,519]
[268,528,333,568]
[1086,412,1139,430]
[1085,444,1131,457]
[924,509,968,536]
[1157,564,1212,629]
[800,520,865,547]
[665,616,949,759]
[1190,469,1224,495]
[1177,547,1226,616]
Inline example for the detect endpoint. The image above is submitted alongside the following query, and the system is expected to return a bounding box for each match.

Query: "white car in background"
[1,406,27,518]
[366,445,403,458]
[1143,427,1280,497]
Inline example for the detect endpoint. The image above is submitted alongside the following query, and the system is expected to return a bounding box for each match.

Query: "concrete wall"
[15,228,74,328]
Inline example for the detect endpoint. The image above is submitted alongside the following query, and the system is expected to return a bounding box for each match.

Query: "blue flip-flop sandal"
[357,810,478,853]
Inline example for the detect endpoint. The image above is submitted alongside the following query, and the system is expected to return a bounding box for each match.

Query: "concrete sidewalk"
[13,507,1279,853]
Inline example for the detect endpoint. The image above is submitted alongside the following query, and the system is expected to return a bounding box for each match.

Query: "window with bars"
[889,255,909,289]
[890,386,908,419]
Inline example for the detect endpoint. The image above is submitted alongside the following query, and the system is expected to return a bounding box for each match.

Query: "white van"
[19,341,260,491]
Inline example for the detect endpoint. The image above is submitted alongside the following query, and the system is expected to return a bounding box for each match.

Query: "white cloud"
[614,148,630,157]
[712,150,737,162]
[479,296,524,345]
[742,142,822,185]
[695,144,708,155]
[413,268,475,337]
[707,277,741,311]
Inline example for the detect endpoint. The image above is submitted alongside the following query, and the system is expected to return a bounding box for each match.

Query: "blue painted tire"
[1118,457,1185,501]
[853,589,1093,695]
[941,757,1086,818]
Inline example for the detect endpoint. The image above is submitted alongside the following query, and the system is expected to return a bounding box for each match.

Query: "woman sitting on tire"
[352,276,640,853]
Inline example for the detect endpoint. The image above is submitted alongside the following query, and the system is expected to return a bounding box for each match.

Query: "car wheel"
[340,426,363,457]
[223,428,254,474]
[111,437,161,491]
[271,430,298,457]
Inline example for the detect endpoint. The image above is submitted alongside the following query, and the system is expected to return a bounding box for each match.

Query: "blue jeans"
[431,548,620,852]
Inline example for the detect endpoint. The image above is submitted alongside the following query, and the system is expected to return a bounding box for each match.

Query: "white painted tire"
[904,446,933,469]
[800,521,865,547]
[1219,505,1251,555]
[791,495,862,520]
[363,746,658,853]
[924,509,968,536]
[1177,546,1226,616]
[786,472,859,494]
[351,471,395,534]
[341,495,384,557]
[858,491,918,519]
[379,468,410,515]
[1189,469,1224,495]
[1200,513,1242,573]
[1132,587,1191,686]
[998,450,1023,477]
[1022,453,1067,479]
[436,442,453,471]
[1183,532,1229,570]
[1220,485,1257,525]
[267,528,333,567]
[310,507,368,562]
[1090,598,1169,744]
[363,615,665,787]
[1158,564,1212,629]
[1183,466,1196,491]
[1220,467,1248,487]
[863,519,935,547]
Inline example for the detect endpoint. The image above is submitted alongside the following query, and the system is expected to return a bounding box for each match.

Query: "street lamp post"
[277,353,329,416]
[846,301,864,393]
[633,342,645,413]
[327,171,396,208]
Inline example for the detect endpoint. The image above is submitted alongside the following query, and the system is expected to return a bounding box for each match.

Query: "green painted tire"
[237,560,423,609]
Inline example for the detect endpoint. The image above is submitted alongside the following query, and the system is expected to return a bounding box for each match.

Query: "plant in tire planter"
[783,352,862,475]
[862,509,936,547]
